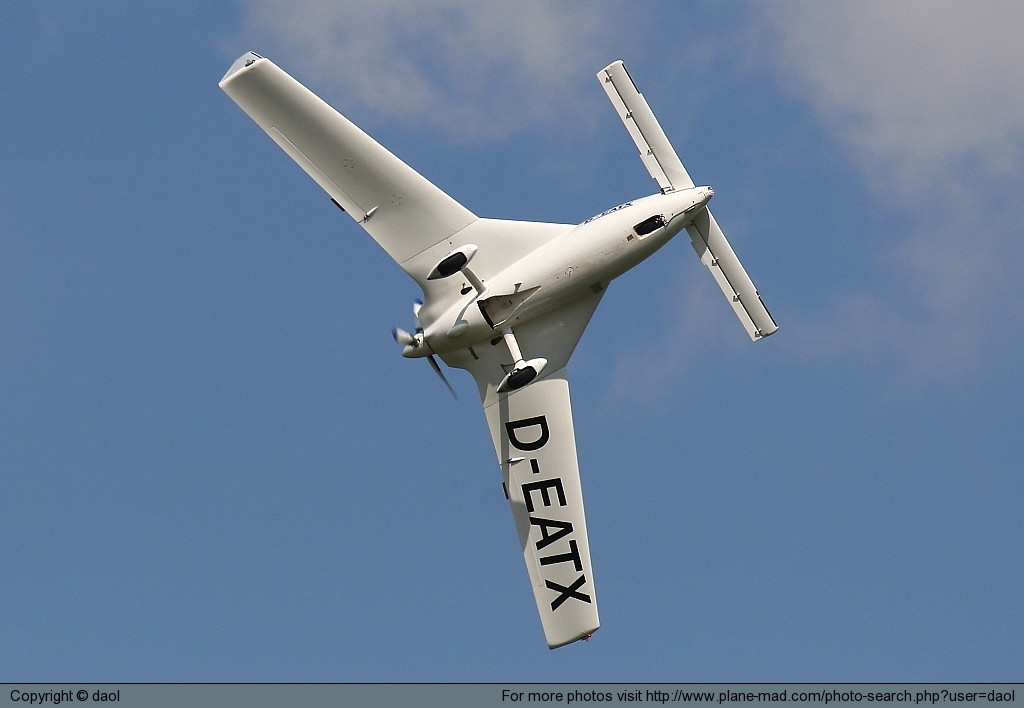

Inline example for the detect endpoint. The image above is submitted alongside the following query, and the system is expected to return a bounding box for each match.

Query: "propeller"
[392,300,458,399]
[425,351,458,400]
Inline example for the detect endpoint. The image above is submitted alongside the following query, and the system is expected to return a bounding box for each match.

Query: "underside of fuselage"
[413,186,714,361]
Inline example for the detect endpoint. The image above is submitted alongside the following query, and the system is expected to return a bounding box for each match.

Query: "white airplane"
[220,53,777,649]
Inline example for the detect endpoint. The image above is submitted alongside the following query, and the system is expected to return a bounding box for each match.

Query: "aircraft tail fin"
[598,60,693,192]
[600,59,777,340]
[686,208,778,340]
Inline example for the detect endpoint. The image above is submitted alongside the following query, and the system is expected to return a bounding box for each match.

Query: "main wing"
[219,53,476,277]
[444,293,603,648]
[221,51,603,649]
[488,369,598,649]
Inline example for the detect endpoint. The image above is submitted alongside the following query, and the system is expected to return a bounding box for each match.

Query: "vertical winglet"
[598,61,694,192]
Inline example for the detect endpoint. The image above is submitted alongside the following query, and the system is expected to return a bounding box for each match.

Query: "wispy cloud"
[232,0,619,140]
[757,1,1024,376]
[763,1,1024,204]
[604,2,1024,402]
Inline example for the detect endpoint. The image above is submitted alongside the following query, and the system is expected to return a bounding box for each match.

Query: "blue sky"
[3,0,1022,682]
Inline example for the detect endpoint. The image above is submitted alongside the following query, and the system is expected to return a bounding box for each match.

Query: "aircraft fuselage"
[415,186,713,356]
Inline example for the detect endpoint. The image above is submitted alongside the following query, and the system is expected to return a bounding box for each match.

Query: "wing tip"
[546,626,600,650]
[219,51,265,87]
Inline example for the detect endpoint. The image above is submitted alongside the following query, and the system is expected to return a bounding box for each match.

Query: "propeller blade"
[393,327,416,346]
[412,299,424,332]
[427,355,458,400]
[401,299,456,397]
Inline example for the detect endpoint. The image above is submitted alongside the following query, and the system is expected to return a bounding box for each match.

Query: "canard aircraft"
[220,53,777,648]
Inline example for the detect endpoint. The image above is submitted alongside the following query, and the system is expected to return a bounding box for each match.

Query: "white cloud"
[233,0,619,140]
[763,1,1024,202]
[756,1,1024,375]
[601,2,1024,397]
